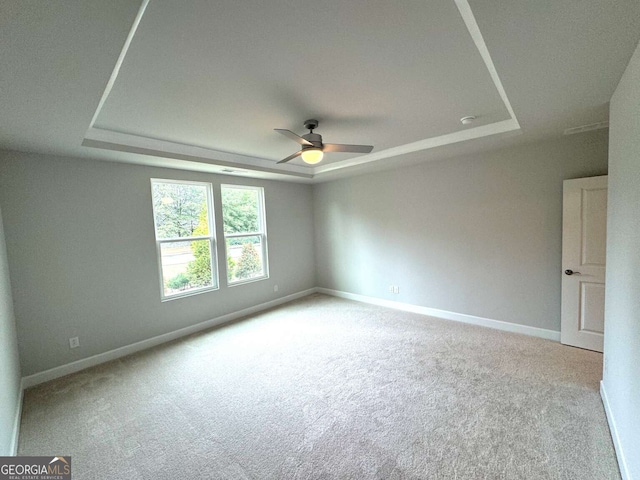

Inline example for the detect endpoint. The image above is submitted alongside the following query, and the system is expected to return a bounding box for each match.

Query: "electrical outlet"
[389,285,394,293]
[69,337,80,349]
[394,286,400,294]
[274,284,279,292]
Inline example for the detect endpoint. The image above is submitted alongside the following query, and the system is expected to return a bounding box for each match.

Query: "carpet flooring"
[19,294,619,479]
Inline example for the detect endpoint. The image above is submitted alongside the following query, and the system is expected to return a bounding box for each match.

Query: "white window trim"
[150,178,219,301]
[222,184,269,286]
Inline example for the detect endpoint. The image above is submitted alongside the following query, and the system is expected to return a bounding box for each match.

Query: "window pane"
[221,187,259,234]
[160,240,213,296]
[152,182,209,239]
[226,236,264,283]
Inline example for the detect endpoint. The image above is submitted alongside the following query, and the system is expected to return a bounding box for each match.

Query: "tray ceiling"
[84,0,517,177]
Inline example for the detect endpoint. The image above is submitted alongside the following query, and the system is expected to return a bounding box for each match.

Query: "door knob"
[564,269,581,275]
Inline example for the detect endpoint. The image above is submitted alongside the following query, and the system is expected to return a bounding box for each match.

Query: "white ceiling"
[1,0,638,183]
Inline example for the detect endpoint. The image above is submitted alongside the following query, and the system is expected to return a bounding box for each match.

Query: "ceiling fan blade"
[275,129,313,146]
[277,150,303,164]
[323,143,374,154]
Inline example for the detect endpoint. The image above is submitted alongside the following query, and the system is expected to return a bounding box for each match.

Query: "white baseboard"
[20,287,559,388]
[22,288,317,389]
[600,381,630,480]
[9,381,23,455]
[317,288,561,341]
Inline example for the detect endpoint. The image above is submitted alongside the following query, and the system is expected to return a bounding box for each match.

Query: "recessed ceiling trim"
[83,127,313,178]
[313,118,520,174]
[83,0,521,180]
[87,0,150,130]
[454,0,520,126]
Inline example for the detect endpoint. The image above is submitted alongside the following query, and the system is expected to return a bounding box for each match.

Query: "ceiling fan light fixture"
[301,148,324,164]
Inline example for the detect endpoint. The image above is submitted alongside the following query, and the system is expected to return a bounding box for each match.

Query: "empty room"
[1,0,639,479]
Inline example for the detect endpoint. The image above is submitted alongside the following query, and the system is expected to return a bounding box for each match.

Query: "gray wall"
[0,206,21,455]
[313,132,608,332]
[0,151,315,376]
[603,41,640,479]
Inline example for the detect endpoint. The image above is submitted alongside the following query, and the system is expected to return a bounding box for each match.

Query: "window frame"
[221,184,269,286]
[150,178,219,301]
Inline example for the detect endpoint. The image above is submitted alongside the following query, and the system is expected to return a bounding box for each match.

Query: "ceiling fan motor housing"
[302,132,323,148]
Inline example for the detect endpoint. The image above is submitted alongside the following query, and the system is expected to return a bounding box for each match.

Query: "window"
[151,179,218,299]
[221,185,268,285]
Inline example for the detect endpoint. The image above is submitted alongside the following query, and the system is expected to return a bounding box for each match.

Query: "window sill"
[227,274,269,288]
[161,285,219,302]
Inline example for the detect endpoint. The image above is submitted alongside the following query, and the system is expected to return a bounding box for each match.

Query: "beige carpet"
[19,294,619,479]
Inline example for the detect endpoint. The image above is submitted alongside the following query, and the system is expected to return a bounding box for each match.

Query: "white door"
[561,175,608,352]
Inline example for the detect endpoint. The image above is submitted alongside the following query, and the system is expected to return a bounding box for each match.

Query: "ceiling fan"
[275,119,374,164]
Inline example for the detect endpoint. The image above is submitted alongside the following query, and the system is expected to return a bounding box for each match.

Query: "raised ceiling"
[91,0,511,162]
[1,0,639,182]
